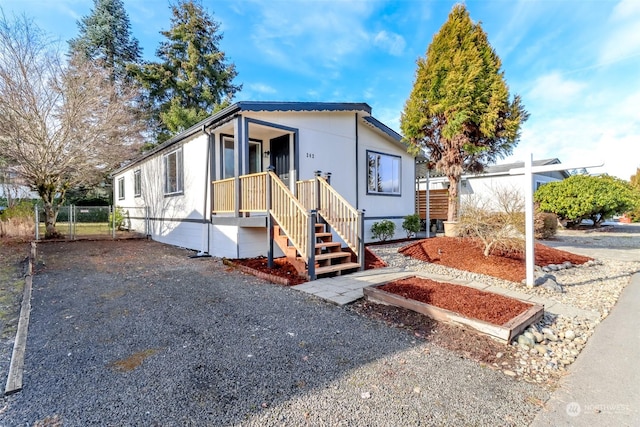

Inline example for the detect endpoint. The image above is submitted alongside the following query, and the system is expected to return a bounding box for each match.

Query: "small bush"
[108,207,126,230]
[534,211,558,239]
[0,200,35,237]
[402,214,421,238]
[371,219,396,241]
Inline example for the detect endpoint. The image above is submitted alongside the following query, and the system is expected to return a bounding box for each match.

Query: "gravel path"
[0,240,548,426]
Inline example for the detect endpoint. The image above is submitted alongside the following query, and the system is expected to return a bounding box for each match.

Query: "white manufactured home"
[112,102,416,279]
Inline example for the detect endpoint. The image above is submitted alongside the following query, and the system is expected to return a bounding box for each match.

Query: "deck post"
[358,209,365,271]
[324,172,332,185]
[308,210,317,281]
[314,170,322,211]
[266,166,275,269]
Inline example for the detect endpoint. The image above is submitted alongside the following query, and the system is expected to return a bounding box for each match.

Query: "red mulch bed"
[229,257,308,286]
[399,237,592,283]
[380,276,532,325]
[231,248,386,285]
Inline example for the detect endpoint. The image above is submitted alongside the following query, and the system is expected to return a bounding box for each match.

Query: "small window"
[164,148,183,195]
[367,150,401,195]
[134,170,141,197]
[118,177,125,200]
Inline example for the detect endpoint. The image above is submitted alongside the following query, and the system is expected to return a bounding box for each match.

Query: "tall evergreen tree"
[401,4,528,223]
[133,0,241,143]
[68,0,142,83]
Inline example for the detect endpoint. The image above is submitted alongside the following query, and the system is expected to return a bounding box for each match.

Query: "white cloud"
[372,30,405,56]
[527,72,586,106]
[248,83,276,94]
[599,0,640,65]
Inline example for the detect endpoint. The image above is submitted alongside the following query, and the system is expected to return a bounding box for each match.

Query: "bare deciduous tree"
[0,13,144,238]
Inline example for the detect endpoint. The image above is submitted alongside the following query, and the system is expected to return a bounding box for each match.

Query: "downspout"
[192,124,213,258]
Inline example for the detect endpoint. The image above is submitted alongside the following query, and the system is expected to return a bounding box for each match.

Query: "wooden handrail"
[239,172,267,212]
[211,177,235,213]
[317,177,360,255]
[269,171,310,260]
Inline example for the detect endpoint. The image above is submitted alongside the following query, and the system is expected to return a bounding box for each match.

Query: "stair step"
[315,242,341,250]
[315,262,361,276]
[316,232,332,239]
[315,251,351,261]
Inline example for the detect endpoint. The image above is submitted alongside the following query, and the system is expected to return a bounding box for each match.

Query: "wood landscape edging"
[363,280,544,343]
[4,241,36,395]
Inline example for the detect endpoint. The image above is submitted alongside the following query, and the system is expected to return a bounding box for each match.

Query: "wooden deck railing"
[211,177,235,213]
[295,178,315,210]
[316,177,361,255]
[269,171,310,261]
[240,172,267,212]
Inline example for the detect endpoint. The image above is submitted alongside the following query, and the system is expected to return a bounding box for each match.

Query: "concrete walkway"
[292,267,600,321]
[531,273,640,426]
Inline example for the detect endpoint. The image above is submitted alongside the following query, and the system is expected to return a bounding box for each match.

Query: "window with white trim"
[117,177,125,200]
[367,150,401,195]
[134,170,141,197]
[164,148,183,195]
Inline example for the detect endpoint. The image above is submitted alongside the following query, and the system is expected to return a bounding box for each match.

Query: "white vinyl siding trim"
[164,148,183,195]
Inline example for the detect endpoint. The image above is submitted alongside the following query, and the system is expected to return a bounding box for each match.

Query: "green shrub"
[108,207,125,230]
[534,174,639,227]
[402,214,421,238]
[371,219,396,241]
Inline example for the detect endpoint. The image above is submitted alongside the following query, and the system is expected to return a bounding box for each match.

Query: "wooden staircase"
[274,223,361,279]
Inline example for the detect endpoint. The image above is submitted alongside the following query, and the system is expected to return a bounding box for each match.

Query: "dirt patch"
[380,276,531,325]
[108,348,159,372]
[399,237,592,282]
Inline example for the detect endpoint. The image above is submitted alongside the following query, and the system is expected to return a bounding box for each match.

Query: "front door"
[270,134,290,186]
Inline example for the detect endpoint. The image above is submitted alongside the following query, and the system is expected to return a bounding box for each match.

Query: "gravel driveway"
[1,239,547,426]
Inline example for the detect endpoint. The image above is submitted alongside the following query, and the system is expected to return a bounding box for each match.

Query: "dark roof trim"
[112,101,375,175]
[362,116,402,142]
[237,101,372,114]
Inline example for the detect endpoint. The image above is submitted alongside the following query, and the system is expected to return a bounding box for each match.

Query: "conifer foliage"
[133,0,241,143]
[401,5,528,222]
[68,0,142,83]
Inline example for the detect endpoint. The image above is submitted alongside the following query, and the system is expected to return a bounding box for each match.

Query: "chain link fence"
[35,205,149,240]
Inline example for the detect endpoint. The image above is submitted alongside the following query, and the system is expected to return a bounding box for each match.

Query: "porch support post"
[307,210,317,281]
[358,210,365,271]
[266,166,274,269]
[234,116,242,217]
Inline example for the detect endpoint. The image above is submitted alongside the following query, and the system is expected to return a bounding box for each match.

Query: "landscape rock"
[564,330,576,341]
[517,334,534,348]
[534,344,548,355]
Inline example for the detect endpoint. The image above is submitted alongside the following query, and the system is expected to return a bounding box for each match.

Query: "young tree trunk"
[39,187,63,239]
[447,175,460,222]
[43,202,59,238]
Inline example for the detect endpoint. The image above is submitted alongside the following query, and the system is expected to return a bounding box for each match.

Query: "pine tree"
[68,0,142,83]
[134,0,241,143]
[401,4,528,223]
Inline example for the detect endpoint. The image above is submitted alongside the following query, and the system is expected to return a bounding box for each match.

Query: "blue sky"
[2,0,639,180]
